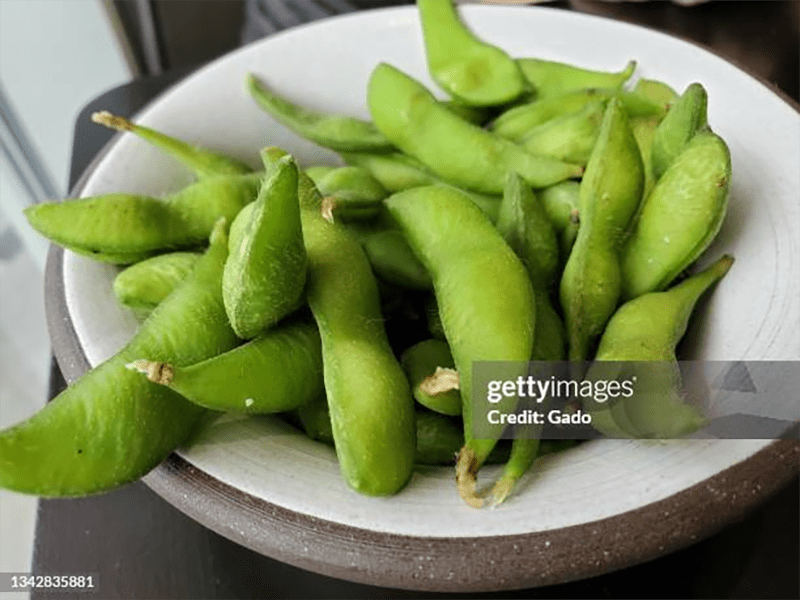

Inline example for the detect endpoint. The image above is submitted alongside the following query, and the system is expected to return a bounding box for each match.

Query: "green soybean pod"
[492,172,565,506]
[91,111,252,179]
[517,58,635,100]
[401,339,461,416]
[368,63,583,195]
[297,397,464,467]
[315,166,388,221]
[292,161,415,496]
[519,100,607,166]
[385,185,535,508]
[538,180,580,260]
[621,131,731,300]
[650,83,709,181]
[130,320,323,414]
[560,98,644,360]
[114,251,201,312]
[414,410,463,466]
[362,230,432,291]
[490,89,609,142]
[589,255,733,438]
[304,165,337,184]
[340,151,440,192]
[417,0,526,106]
[223,155,306,339]
[24,173,262,261]
[340,151,502,222]
[0,219,238,496]
[247,73,393,153]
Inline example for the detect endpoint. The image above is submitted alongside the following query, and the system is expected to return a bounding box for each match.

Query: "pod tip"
[91,111,132,132]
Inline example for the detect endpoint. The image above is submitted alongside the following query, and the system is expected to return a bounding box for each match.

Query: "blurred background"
[0,1,797,598]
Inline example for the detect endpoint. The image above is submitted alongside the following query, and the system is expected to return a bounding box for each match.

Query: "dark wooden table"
[33,2,798,598]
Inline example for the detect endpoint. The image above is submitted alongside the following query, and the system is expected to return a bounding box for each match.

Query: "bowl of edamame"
[19,2,800,592]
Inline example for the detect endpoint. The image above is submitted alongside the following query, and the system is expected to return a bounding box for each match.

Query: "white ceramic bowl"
[47,5,799,592]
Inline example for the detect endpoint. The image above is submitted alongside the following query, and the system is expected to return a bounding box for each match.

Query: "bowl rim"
[45,4,800,592]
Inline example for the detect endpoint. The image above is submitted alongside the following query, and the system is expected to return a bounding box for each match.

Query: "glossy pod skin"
[91,111,252,179]
[516,58,635,100]
[650,83,708,181]
[247,73,393,153]
[621,131,731,300]
[266,150,416,496]
[560,98,644,360]
[223,155,307,339]
[368,63,583,195]
[24,173,262,263]
[113,251,201,312]
[400,339,461,416]
[131,320,324,414]
[0,219,238,496]
[589,255,733,439]
[417,0,526,107]
[384,185,535,507]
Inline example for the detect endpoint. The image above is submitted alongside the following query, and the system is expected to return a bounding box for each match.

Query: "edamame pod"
[517,58,635,99]
[495,172,560,289]
[490,88,665,143]
[417,0,526,106]
[519,100,607,166]
[130,320,323,414]
[589,255,733,438]
[385,185,535,508]
[340,151,502,222]
[0,219,238,496]
[560,98,644,360]
[490,89,609,142]
[362,230,432,290]
[270,150,415,496]
[24,173,262,261]
[223,155,306,339]
[297,398,464,467]
[621,131,731,300]
[247,73,393,153]
[304,165,337,184]
[368,63,583,195]
[340,151,439,192]
[114,251,201,312]
[315,166,388,221]
[650,83,709,181]
[492,172,565,506]
[538,180,580,260]
[91,111,252,179]
[401,339,461,416]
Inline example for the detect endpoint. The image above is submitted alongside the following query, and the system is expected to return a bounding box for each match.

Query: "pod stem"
[419,367,459,396]
[126,359,174,386]
[92,110,134,132]
[455,445,483,509]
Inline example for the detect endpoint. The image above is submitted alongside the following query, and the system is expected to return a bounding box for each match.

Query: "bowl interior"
[60,6,798,538]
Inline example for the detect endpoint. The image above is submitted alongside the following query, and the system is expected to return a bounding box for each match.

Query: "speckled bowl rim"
[45,5,800,593]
